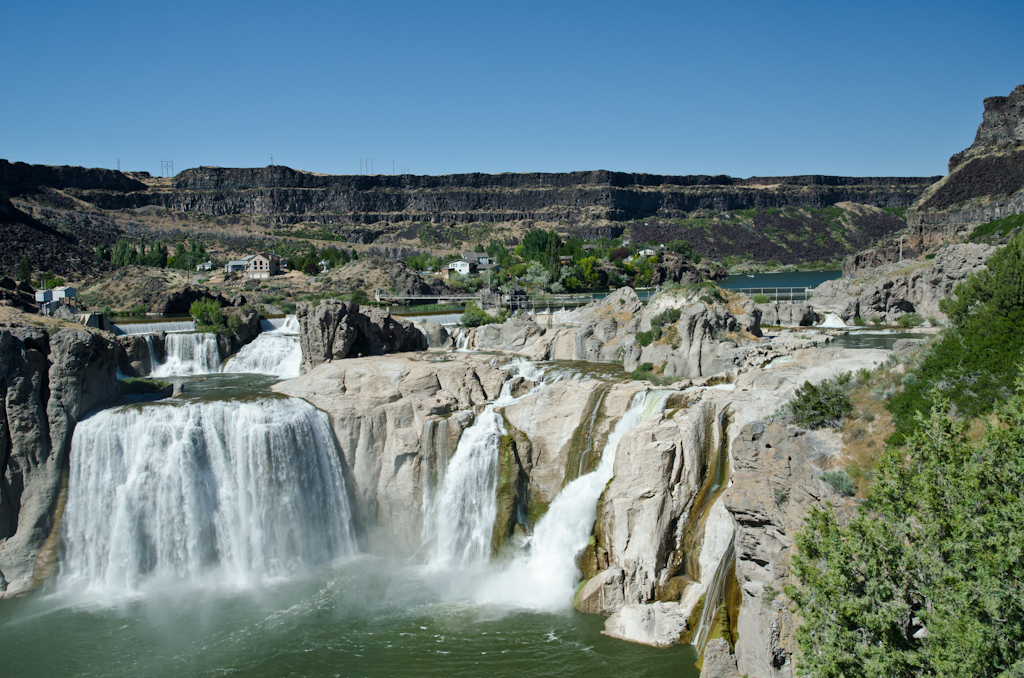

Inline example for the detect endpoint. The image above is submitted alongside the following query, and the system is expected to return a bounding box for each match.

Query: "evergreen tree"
[17,256,31,284]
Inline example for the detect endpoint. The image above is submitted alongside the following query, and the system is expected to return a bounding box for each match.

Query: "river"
[0,335,700,678]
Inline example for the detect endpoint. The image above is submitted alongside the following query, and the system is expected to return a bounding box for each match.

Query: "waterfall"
[150,333,222,377]
[113,320,196,336]
[455,332,469,351]
[818,312,847,328]
[691,538,736,652]
[476,389,671,609]
[425,384,516,567]
[61,397,356,592]
[259,315,300,333]
[223,319,301,378]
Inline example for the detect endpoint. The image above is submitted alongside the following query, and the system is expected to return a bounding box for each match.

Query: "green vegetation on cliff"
[791,391,1024,677]
[886,232,1024,443]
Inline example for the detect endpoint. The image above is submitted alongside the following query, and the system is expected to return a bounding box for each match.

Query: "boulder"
[603,602,688,648]
[416,321,451,349]
[700,639,740,678]
[297,300,426,374]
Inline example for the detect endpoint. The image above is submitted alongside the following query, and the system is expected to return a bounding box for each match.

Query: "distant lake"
[719,270,842,291]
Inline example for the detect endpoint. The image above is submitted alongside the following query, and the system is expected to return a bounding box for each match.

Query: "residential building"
[196,260,213,272]
[246,253,282,279]
[441,259,473,279]
[225,255,254,273]
[637,248,657,257]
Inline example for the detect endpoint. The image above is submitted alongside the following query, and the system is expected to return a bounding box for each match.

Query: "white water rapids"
[62,397,357,592]
[150,332,223,377]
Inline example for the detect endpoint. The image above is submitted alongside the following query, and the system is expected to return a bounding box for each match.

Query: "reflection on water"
[828,330,930,350]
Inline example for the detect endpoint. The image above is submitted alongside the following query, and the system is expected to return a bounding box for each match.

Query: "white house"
[637,248,657,257]
[196,260,213,272]
[441,259,473,279]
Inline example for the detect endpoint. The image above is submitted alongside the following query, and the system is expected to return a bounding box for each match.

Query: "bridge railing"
[732,287,812,303]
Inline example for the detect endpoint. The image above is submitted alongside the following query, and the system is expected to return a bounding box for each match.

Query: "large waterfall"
[150,332,222,377]
[62,397,357,591]
[477,389,671,609]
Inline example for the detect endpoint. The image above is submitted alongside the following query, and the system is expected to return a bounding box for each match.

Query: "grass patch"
[967,213,1024,242]
[119,377,170,396]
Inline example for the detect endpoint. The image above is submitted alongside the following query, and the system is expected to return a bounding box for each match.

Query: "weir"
[61,397,357,591]
[113,320,197,335]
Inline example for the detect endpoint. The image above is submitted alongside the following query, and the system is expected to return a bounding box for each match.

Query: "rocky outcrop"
[908,84,1024,246]
[296,300,426,374]
[388,262,455,298]
[148,286,229,315]
[810,243,996,323]
[700,639,740,678]
[217,305,261,356]
[722,421,855,678]
[115,334,162,377]
[273,354,510,553]
[0,326,119,595]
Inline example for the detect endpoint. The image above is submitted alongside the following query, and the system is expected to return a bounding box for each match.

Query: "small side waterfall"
[477,389,671,609]
[425,384,516,567]
[223,317,301,378]
[150,333,222,377]
[62,397,356,591]
[259,315,300,333]
[691,538,736,652]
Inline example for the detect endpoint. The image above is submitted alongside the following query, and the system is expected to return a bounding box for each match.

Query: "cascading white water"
[425,383,517,567]
[150,332,222,377]
[259,315,300,333]
[455,332,469,351]
[818,312,847,328]
[476,389,671,610]
[113,320,196,336]
[223,317,302,378]
[61,397,356,592]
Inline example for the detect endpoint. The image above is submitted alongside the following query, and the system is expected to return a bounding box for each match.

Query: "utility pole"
[899,235,903,261]
[270,155,274,166]
[117,158,120,171]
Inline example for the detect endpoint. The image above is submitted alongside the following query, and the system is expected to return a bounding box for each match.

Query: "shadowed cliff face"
[908,84,1024,246]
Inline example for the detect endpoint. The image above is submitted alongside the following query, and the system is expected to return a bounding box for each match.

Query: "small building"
[558,255,574,265]
[246,253,282,279]
[461,251,490,266]
[225,255,254,273]
[441,259,474,279]
[36,286,76,316]
[196,260,213,272]
[637,248,657,258]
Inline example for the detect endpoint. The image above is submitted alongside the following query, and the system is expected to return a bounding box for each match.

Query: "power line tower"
[160,160,174,177]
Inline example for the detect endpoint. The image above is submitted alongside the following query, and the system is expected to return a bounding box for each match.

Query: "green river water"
[1,557,699,677]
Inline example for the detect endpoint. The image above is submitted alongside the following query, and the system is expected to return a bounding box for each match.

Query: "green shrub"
[751,293,771,304]
[460,301,506,327]
[636,330,655,347]
[227,312,243,333]
[897,312,924,327]
[821,470,855,496]
[189,298,225,331]
[853,315,866,326]
[130,303,148,316]
[887,231,1024,443]
[631,362,655,380]
[789,377,853,429]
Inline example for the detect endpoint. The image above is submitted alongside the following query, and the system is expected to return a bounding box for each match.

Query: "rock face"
[908,84,1024,246]
[296,300,426,374]
[217,305,261,356]
[388,262,455,298]
[810,243,996,323]
[465,287,762,381]
[700,638,740,678]
[0,326,119,594]
[722,421,855,678]
[273,354,510,553]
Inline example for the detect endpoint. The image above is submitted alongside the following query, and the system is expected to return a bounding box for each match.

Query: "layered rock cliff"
[907,84,1024,246]
[810,242,996,323]
[0,326,119,596]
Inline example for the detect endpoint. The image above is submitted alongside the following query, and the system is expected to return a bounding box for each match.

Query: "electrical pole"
[117,158,120,171]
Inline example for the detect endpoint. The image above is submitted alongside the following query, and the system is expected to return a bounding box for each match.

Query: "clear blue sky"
[2,0,1021,178]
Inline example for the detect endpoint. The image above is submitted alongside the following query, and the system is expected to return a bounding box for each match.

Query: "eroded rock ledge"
[0,326,119,597]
